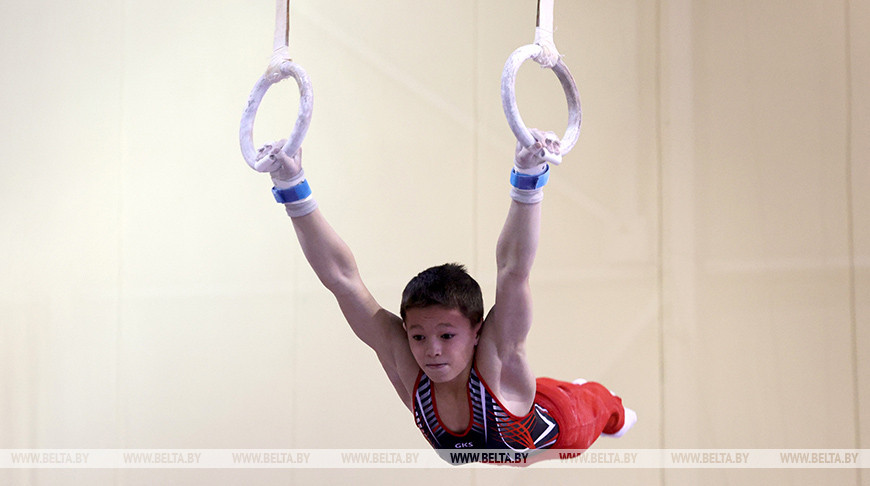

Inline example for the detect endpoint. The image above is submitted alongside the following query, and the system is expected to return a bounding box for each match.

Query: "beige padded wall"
[0,0,124,484]
[852,1,870,483]
[662,1,863,485]
[1,0,867,485]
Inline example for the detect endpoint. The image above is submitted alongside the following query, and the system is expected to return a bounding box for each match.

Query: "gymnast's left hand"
[255,139,303,187]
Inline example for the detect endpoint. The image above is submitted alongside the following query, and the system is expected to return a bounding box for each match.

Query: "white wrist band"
[284,198,318,218]
[510,187,544,204]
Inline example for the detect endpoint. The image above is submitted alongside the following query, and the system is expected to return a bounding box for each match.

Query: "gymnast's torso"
[412,363,559,451]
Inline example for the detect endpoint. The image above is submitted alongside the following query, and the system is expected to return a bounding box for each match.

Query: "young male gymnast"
[255,131,636,462]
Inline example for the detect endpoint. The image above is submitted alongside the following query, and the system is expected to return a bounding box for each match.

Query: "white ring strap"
[239,0,314,172]
[501,0,581,155]
[273,0,290,52]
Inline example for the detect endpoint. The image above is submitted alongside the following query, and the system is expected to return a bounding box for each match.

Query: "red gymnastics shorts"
[534,378,626,450]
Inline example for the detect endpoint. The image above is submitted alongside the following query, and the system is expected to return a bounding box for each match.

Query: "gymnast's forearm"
[288,208,396,350]
[496,200,541,282]
[254,143,363,296]
[289,208,364,296]
[497,129,555,282]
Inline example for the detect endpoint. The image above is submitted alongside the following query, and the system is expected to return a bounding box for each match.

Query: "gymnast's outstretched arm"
[257,142,418,406]
[477,130,561,409]
[289,210,387,344]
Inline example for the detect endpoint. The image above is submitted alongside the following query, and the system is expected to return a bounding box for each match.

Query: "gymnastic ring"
[239,60,313,172]
[501,43,581,155]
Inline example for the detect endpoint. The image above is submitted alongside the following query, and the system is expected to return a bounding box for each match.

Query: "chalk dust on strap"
[533,0,558,68]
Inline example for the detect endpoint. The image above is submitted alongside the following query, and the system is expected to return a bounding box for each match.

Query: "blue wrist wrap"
[510,164,550,190]
[272,180,312,203]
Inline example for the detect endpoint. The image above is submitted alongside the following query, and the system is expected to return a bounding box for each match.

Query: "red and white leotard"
[413,363,559,452]
[412,360,627,459]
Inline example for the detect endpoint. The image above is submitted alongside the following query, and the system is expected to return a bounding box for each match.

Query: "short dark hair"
[400,263,484,324]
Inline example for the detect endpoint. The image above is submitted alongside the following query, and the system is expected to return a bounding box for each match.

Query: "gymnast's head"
[400,264,484,379]
[400,263,484,326]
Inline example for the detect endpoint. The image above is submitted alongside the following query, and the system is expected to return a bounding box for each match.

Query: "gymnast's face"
[404,306,482,385]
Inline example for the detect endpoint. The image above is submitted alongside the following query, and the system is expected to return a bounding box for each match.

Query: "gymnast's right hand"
[255,139,303,189]
[514,128,561,173]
